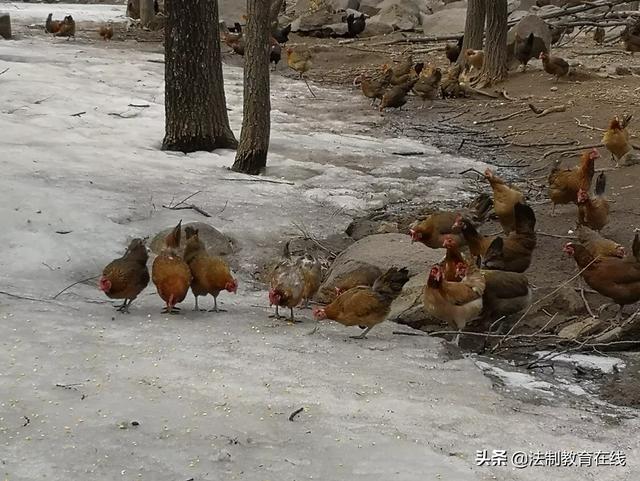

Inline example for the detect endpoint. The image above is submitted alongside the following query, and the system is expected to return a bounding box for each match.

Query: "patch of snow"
[475,361,555,396]
[2,2,127,24]
[535,352,626,374]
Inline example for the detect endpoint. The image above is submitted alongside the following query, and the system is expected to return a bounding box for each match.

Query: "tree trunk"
[232,0,271,175]
[269,0,286,26]
[457,0,485,66]
[162,0,237,153]
[140,0,155,27]
[475,0,508,87]
[127,0,140,19]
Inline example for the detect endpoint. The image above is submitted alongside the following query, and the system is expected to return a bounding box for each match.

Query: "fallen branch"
[162,191,211,217]
[579,288,597,318]
[529,103,566,117]
[474,108,529,125]
[574,117,605,131]
[288,407,304,422]
[223,177,294,185]
[370,34,462,47]
[536,231,576,239]
[128,103,150,108]
[70,111,86,117]
[0,67,9,76]
[542,143,604,159]
[499,90,518,101]
[52,275,100,300]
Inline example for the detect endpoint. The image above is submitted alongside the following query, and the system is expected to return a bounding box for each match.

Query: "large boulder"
[421,8,466,36]
[291,9,346,35]
[387,272,443,329]
[150,221,235,258]
[0,12,11,40]
[372,0,425,31]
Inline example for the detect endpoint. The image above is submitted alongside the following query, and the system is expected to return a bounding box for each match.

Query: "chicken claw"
[162,306,181,314]
[115,299,132,313]
[349,326,374,339]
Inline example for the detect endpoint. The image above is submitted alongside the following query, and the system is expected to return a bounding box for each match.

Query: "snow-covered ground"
[0,2,126,24]
[1,31,639,481]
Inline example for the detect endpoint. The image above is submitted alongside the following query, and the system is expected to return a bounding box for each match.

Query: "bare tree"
[475,0,508,87]
[140,0,154,27]
[269,0,286,26]
[232,0,272,174]
[162,0,237,153]
[458,0,486,66]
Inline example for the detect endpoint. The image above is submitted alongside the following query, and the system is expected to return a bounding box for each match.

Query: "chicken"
[452,215,495,258]
[514,32,536,71]
[379,78,417,111]
[356,66,392,106]
[296,253,322,307]
[564,242,640,321]
[577,172,609,231]
[621,26,640,55]
[390,56,413,85]
[99,24,114,41]
[45,13,63,34]
[183,227,237,312]
[272,23,291,44]
[442,235,465,281]
[445,36,463,64]
[482,203,537,273]
[270,38,282,70]
[412,67,442,107]
[409,211,465,249]
[313,267,409,339]
[548,148,599,215]
[413,62,425,77]
[576,225,625,258]
[56,15,76,40]
[464,49,484,72]
[269,258,305,321]
[319,261,383,302]
[539,52,569,81]
[346,13,366,38]
[484,168,524,234]
[286,47,312,78]
[441,64,467,99]
[602,116,632,167]
[222,31,245,56]
[456,262,531,327]
[228,22,243,34]
[151,220,192,314]
[99,238,150,313]
[423,263,485,345]
[594,26,605,44]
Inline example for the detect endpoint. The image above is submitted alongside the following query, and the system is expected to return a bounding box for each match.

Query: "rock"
[388,272,442,329]
[0,12,11,40]
[621,150,640,167]
[150,221,235,257]
[360,20,395,36]
[557,317,605,340]
[291,10,345,35]
[615,65,632,76]
[346,219,398,240]
[295,0,360,13]
[372,0,425,31]
[421,8,466,36]
[530,285,583,315]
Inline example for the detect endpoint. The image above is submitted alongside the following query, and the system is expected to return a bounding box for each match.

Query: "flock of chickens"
[98,113,638,344]
[45,12,114,41]
[354,20,640,110]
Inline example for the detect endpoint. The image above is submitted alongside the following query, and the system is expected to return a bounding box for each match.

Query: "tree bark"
[140,0,155,27]
[127,0,140,19]
[475,0,508,87]
[232,0,271,175]
[269,0,286,26]
[162,0,237,153]
[457,0,485,66]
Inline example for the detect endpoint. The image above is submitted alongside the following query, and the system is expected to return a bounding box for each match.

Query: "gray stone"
[557,317,604,340]
[387,272,440,328]
[150,221,235,257]
[372,0,425,31]
[0,12,11,40]
[291,10,344,33]
[360,20,395,36]
[421,8,466,36]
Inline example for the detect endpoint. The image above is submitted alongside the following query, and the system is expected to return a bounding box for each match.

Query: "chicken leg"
[269,305,283,319]
[350,325,374,340]
[161,304,180,314]
[208,296,227,313]
[116,299,133,313]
